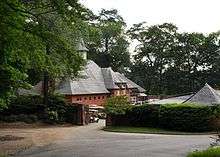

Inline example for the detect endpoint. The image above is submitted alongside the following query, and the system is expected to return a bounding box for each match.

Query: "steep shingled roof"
[183,83,220,105]
[19,60,145,96]
[56,60,110,95]
[150,84,220,105]
[56,60,145,95]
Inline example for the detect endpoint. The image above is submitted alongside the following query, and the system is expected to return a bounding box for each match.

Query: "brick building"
[19,39,146,107]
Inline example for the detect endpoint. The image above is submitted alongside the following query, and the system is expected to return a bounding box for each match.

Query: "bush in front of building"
[0,95,79,124]
[106,103,220,132]
[127,104,160,127]
[104,96,132,116]
[1,95,44,116]
[0,114,38,123]
[106,103,160,127]
[159,103,220,132]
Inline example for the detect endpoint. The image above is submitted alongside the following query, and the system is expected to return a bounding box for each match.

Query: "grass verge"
[103,126,215,135]
[187,147,220,157]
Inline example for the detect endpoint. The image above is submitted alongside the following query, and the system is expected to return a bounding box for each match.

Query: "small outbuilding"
[150,83,220,105]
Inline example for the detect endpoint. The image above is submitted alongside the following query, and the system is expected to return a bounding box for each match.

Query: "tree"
[128,23,178,95]
[128,22,220,95]
[0,0,90,109]
[87,9,130,72]
[104,96,131,115]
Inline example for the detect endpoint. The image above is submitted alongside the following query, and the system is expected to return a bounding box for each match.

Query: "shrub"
[0,95,44,116]
[105,96,132,115]
[159,103,220,132]
[0,114,38,123]
[0,94,80,124]
[108,104,160,127]
[187,147,220,157]
[128,104,160,127]
[46,110,59,123]
[64,104,78,123]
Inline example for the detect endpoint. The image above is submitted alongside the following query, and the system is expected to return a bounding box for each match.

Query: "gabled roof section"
[101,68,120,89]
[19,60,145,96]
[76,38,88,52]
[18,82,42,95]
[101,67,146,92]
[184,83,220,105]
[116,73,146,92]
[56,60,109,95]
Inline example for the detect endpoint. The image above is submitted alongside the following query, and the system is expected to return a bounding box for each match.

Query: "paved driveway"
[16,120,212,157]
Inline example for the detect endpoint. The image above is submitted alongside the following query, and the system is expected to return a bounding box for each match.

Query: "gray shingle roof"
[56,60,145,95]
[150,95,193,104]
[56,60,110,95]
[19,60,145,96]
[184,83,220,105]
[116,73,146,92]
[150,84,220,105]
[101,68,120,89]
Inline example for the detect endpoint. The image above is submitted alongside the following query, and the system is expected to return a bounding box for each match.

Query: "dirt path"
[0,123,77,156]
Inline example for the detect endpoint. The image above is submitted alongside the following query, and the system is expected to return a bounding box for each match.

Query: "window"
[89,97,91,100]
[84,97,87,100]
[94,96,96,100]
[98,96,100,99]
[102,96,105,99]
[77,98,80,101]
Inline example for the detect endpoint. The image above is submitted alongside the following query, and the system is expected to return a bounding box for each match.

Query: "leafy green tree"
[128,22,220,95]
[0,0,90,109]
[128,23,178,94]
[87,9,130,72]
[104,96,131,115]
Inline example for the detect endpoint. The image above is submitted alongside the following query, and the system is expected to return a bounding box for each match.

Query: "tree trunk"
[43,71,49,105]
[43,45,50,105]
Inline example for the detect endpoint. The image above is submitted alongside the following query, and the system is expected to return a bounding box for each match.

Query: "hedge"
[0,95,79,124]
[159,103,220,132]
[109,104,160,127]
[107,103,220,132]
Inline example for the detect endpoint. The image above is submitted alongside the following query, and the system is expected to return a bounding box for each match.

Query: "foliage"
[104,96,131,115]
[128,104,160,127]
[0,95,43,115]
[0,95,78,124]
[127,22,220,95]
[87,9,130,72]
[0,114,38,123]
[45,94,78,123]
[108,104,160,127]
[0,0,89,109]
[159,103,220,132]
[103,126,208,135]
[107,103,220,132]
[187,147,220,157]
[46,110,59,123]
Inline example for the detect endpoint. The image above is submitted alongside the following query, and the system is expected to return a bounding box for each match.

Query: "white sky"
[80,0,220,33]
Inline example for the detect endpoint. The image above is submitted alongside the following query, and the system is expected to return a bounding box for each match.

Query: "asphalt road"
[16,120,212,157]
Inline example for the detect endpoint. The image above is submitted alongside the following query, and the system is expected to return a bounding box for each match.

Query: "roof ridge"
[184,83,220,105]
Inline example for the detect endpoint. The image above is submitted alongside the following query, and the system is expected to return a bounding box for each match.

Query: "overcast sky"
[80,0,220,33]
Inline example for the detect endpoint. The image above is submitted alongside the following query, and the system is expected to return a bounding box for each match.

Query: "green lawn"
[103,126,215,135]
[187,147,220,157]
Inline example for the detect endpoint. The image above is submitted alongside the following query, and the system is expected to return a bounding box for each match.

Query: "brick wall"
[66,94,109,106]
